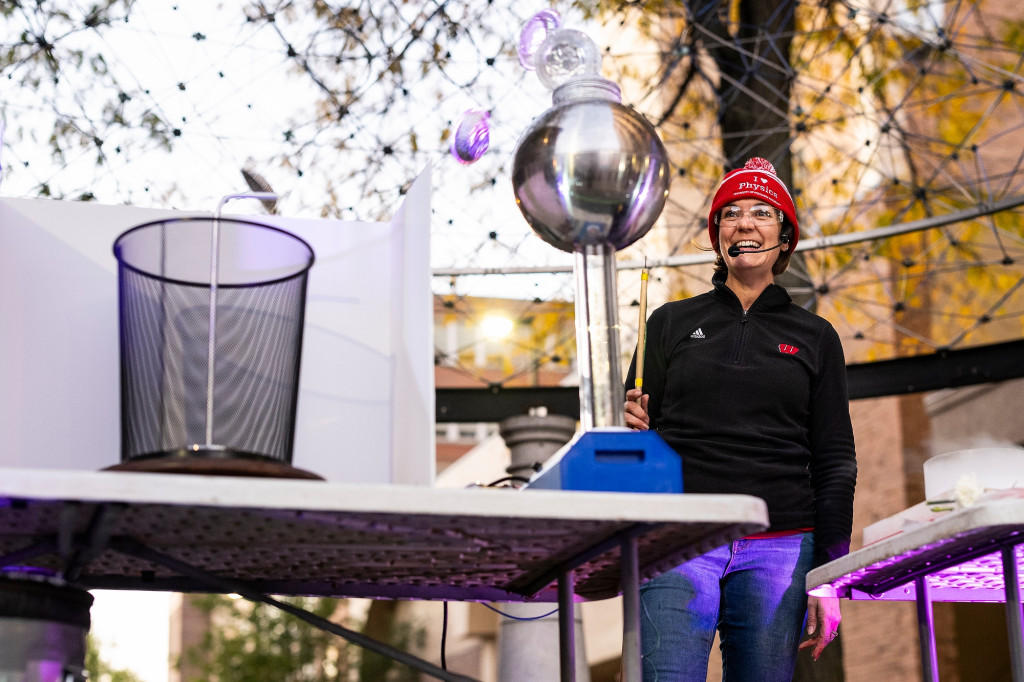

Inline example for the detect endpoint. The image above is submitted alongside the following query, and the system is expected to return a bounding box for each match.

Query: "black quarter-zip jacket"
[625,274,857,567]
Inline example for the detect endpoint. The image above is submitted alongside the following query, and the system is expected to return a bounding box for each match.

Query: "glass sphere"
[511,81,671,253]
[536,28,602,90]
[450,109,490,165]
[518,9,561,70]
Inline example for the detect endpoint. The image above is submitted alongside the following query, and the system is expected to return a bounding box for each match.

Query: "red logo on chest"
[778,344,799,355]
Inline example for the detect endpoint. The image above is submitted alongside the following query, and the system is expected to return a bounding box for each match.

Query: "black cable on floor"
[441,600,449,670]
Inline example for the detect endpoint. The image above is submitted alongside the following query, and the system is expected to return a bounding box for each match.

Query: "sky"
[0,0,582,303]
[91,590,172,681]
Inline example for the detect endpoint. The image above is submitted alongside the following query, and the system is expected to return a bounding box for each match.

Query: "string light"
[0,1,1020,373]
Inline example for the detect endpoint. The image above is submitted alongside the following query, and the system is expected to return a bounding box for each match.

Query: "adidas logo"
[690,328,706,339]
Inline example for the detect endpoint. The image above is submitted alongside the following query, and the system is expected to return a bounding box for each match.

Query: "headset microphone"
[727,241,786,258]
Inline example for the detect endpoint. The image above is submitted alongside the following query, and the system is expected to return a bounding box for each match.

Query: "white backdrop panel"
[0,168,434,484]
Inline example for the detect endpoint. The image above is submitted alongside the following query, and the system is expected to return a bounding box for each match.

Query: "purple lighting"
[450,109,490,165]
[1,565,56,577]
[810,525,1024,602]
[518,9,561,70]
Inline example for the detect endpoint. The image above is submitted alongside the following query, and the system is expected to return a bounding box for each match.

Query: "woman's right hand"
[624,388,650,430]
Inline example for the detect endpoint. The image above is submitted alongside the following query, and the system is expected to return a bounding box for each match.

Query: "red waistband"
[743,527,813,540]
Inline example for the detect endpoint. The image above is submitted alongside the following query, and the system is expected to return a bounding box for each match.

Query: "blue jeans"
[639,533,814,682]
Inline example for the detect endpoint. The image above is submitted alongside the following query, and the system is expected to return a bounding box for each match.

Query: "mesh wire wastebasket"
[110,216,319,479]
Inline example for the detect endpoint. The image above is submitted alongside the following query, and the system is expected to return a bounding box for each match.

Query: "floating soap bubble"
[518,8,561,70]
[536,28,602,90]
[450,109,491,165]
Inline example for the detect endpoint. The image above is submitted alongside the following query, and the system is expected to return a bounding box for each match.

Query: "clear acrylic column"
[511,66,670,430]
[574,243,624,429]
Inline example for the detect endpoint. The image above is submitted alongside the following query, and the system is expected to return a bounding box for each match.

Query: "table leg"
[114,537,477,682]
[621,535,641,682]
[1002,546,1024,682]
[915,576,939,682]
[559,568,576,682]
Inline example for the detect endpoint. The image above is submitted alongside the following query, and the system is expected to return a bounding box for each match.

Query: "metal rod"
[432,193,1024,276]
[915,576,939,682]
[204,213,220,446]
[621,535,642,682]
[57,501,80,559]
[558,568,576,682]
[519,523,658,598]
[206,192,278,445]
[0,538,57,569]
[1003,546,1024,682]
[110,537,474,681]
[572,250,595,432]
[63,503,123,583]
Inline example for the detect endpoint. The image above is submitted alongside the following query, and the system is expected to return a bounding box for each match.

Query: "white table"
[0,468,767,681]
[807,495,1024,682]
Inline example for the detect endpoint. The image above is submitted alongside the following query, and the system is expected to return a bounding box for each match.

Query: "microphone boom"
[727,242,784,258]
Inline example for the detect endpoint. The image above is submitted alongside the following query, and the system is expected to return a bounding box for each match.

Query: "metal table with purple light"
[806,493,1024,682]
[0,467,767,682]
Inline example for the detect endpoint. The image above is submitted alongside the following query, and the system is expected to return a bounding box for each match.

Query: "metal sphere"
[511,80,671,253]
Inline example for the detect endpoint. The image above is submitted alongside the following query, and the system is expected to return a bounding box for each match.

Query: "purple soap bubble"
[450,109,491,165]
[518,8,561,70]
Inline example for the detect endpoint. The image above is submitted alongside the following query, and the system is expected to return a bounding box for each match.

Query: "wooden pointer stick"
[635,266,648,404]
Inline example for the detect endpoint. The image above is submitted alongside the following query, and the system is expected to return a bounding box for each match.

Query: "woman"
[624,157,857,681]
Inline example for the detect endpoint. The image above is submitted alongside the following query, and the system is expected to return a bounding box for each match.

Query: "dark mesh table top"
[0,468,767,602]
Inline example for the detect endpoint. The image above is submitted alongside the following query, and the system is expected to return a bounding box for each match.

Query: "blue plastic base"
[525,428,682,493]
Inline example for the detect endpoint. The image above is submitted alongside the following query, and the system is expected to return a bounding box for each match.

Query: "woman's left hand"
[798,595,841,661]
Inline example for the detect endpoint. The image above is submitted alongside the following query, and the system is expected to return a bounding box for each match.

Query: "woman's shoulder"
[783,303,843,343]
[785,302,828,322]
[646,292,715,340]
[655,290,715,315]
